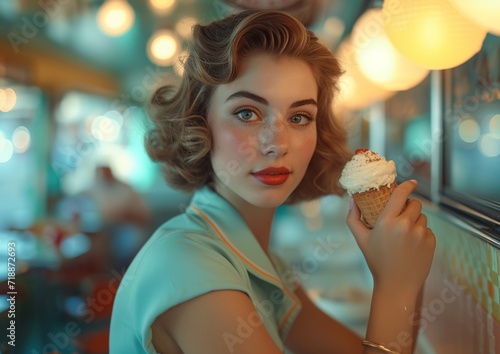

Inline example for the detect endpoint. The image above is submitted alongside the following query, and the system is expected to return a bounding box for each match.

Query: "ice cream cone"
[339,148,398,229]
[352,182,397,228]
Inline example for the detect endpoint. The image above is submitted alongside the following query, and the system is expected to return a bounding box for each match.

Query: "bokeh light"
[90,110,123,142]
[336,39,394,111]
[97,0,135,37]
[147,29,179,66]
[489,114,500,138]
[175,17,197,39]
[479,133,500,157]
[0,137,14,163]
[148,0,176,15]
[458,119,480,143]
[12,126,31,153]
[0,88,17,112]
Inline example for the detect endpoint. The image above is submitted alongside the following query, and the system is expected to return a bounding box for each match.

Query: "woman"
[110,10,435,354]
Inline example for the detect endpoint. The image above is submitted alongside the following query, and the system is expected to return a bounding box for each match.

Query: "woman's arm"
[152,290,283,354]
[284,285,363,354]
[347,180,436,354]
[286,181,434,354]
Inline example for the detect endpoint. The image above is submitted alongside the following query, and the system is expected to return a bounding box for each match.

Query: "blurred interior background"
[0,0,499,353]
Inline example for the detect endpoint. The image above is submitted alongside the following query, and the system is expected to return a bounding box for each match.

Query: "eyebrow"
[225,90,317,108]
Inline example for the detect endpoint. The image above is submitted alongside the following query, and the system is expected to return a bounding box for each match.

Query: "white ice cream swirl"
[339,150,397,195]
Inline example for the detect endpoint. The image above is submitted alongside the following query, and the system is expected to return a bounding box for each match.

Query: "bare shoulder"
[152,290,283,354]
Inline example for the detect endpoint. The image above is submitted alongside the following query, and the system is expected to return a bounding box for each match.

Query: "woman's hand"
[346,180,436,294]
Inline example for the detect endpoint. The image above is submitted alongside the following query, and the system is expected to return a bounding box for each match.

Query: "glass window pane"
[444,34,500,207]
[385,75,431,195]
[0,82,46,229]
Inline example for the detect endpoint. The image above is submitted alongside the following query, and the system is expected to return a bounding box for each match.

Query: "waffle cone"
[353,183,397,228]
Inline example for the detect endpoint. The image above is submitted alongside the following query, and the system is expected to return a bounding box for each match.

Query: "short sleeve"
[110,231,250,353]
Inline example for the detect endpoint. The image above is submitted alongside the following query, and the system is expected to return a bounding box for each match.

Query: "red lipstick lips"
[251,167,291,186]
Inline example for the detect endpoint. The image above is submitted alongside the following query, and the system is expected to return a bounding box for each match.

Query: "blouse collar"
[188,186,284,288]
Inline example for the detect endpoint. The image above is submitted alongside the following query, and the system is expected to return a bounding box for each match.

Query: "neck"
[212,184,276,252]
[240,206,276,253]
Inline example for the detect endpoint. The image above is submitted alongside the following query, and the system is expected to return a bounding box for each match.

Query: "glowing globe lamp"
[97,0,135,37]
[148,0,176,15]
[383,0,487,70]
[147,29,180,66]
[352,9,429,91]
[336,39,394,111]
[450,0,500,36]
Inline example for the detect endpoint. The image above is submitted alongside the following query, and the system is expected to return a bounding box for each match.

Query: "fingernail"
[349,197,354,210]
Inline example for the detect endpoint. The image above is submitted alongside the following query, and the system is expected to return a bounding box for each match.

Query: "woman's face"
[207,54,318,209]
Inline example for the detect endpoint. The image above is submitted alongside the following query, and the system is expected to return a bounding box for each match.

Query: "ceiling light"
[336,39,394,111]
[147,29,180,66]
[352,9,429,91]
[450,0,500,36]
[97,0,135,37]
[383,0,487,70]
[148,0,176,15]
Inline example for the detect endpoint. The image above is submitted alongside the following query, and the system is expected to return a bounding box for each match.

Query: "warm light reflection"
[175,17,197,39]
[0,138,14,163]
[479,133,500,157]
[97,0,135,37]
[12,126,31,153]
[149,0,176,15]
[357,37,396,83]
[352,9,429,91]
[383,0,487,70]
[458,119,480,143]
[323,17,345,38]
[450,0,500,35]
[0,88,17,112]
[489,114,500,138]
[336,39,394,111]
[147,29,179,66]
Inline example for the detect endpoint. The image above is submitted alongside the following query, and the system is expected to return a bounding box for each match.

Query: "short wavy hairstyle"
[145,10,351,203]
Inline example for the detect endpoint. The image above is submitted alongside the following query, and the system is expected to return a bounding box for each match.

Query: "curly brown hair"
[145,10,351,203]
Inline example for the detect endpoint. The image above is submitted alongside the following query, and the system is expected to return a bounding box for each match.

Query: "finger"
[400,199,422,224]
[380,180,418,218]
[418,217,437,253]
[426,226,436,246]
[415,212,428,229]
[406,213,428,238]
[346,198,370,249]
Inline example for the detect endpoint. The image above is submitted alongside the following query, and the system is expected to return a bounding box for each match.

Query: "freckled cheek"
[212,127,255,162]
[295,135,317,161]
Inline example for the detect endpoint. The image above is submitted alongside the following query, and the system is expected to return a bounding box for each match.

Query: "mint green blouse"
[109,186,302,353]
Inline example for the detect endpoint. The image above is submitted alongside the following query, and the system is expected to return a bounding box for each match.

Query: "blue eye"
[290,113,314,125]
[235,108,258,122]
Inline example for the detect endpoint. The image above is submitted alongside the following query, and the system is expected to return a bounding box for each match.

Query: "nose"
[258,118,288,157]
